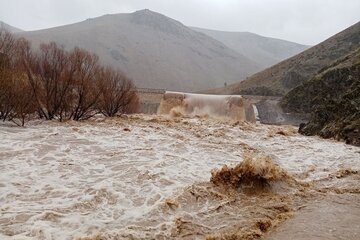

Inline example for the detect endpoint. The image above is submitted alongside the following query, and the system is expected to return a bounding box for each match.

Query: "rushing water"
[0,114,359,239]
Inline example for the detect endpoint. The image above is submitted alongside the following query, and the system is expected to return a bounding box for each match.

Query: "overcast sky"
[0,0,359,45]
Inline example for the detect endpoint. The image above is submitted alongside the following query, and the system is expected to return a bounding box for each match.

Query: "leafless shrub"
[7,77,36,126]
[0,66,16,121]
[20,41,75,120]
[0,31,35,125]
[0,30,16,57]
[123,89,139,114]
[0,30,15,120]
[0,31,139,125]
[97,67,138,117]
[68,48,101,120]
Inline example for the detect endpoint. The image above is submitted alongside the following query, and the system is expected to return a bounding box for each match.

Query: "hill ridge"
[192,26,309,69]
[0,21,23,33]
[215,21,360,95]
[19,10,261,91]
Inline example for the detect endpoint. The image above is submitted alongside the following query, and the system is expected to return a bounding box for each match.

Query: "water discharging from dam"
[158,91,256,122]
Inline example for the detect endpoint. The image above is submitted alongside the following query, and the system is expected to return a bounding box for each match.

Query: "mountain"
[214,21,360,96]
[18,9,261,92]
[281,47,360,146]
[192,27,309,68]
[0,21,23,33]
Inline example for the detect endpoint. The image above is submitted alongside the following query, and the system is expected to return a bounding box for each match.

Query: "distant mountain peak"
[133,9,155,14]
[130,9,185,35]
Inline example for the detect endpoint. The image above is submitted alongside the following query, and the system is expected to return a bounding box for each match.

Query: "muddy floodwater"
[0,114,359,239]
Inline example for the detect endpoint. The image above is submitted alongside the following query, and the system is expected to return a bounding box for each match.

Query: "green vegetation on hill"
[281,48,360,146]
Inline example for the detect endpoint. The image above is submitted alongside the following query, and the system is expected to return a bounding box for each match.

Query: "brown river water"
[0,114,359,239]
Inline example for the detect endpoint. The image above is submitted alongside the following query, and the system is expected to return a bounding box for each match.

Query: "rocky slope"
[192,27,309,69]
[213,21,360,96]
[281,48,360,146]
[18,10,261,92]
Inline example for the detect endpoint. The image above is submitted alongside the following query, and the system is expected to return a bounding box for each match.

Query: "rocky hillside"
[192,27,309,69]
[18,10,261,92]
[281,48,360,146]
[214,21,360,96]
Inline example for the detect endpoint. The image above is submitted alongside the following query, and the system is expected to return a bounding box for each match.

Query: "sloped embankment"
[210,21,360,96]
[281,48,360,145]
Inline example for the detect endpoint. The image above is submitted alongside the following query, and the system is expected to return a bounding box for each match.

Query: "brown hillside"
[281,47,360,145]
[213,21,360,96]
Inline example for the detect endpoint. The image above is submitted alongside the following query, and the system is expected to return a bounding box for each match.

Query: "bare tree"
[123,89,139,114]
[68,47,101,120]
[7,77,36,126]
[0,31,13,119]
[25,42,74,120]
[97,67,138,117]
[0,33,36,125]
[17,38,48,119]
[1,32,139,125]
[0,30,17,57]
[0,30,20,121]
[0,67,16,121]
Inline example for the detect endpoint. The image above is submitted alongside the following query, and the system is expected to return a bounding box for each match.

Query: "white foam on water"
[158,91,251,121]
[0,115,359,239]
